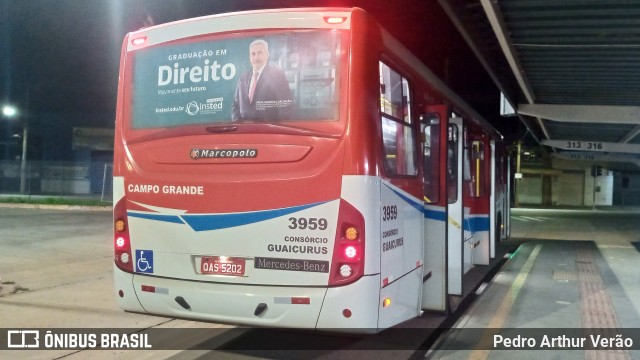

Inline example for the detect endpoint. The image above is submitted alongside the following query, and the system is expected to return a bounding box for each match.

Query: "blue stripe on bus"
[424,208,447,222]
[180,201,328,231]
[386,185,424,213]
[463,217,490,232]
[385,183,490,230]
[385,184,450,222]
[127,212,185,224]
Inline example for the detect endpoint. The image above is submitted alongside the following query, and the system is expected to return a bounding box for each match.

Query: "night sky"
[1,0,510,137]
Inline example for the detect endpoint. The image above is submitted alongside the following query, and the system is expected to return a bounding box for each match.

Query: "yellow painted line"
[468,244,542,360]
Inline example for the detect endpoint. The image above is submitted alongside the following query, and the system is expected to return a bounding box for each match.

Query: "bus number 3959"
[382,205,398,221]
[288,217,328,230]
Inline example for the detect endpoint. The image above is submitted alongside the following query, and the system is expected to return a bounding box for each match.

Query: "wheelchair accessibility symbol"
[135,250,154,273]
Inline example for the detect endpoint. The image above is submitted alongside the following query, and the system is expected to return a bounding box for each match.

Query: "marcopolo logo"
[190,148,258,160]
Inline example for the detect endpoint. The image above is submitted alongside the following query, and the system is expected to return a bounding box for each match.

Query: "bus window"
[421,113,440,203]
[129,29,342,130]
[379,61,416,176]
[447,124,458,204]
[382,118,417,175]
[469,140,485,197]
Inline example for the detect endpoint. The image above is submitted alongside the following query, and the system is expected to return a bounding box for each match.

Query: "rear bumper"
[114,265,381,331]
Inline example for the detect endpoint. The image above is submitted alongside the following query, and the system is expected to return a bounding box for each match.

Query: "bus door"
[506,154,512,238]
[447,116,464,296]
[377,61,424,329]
[420,105,447,311]
[466,133,490,267]
[490,139,496,258]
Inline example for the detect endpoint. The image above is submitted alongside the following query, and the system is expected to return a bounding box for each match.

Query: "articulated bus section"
[112,7,510,333]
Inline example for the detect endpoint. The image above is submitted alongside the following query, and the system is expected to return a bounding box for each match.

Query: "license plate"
[200,256,246,276]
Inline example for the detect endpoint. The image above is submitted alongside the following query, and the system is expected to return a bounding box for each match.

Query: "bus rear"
[113,8,382,330]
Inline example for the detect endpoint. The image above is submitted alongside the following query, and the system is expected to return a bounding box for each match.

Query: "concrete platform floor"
[426,208,640,360]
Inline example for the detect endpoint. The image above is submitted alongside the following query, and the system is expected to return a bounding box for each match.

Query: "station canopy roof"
[439,0,640,172]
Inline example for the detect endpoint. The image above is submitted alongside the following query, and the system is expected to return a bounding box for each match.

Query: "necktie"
[248,71,259,103]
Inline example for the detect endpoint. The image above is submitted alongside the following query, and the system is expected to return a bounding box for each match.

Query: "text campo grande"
[128,184,204,195]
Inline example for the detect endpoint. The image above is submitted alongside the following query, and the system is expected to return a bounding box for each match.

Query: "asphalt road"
[2,206,638,359]
[0,207,420,359]
[0,208,242,359]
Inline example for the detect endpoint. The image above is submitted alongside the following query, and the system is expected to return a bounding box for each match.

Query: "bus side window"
[447,124,458,204]
[421,113,440,203]
[469,140,485,197]
[379,61,417,176]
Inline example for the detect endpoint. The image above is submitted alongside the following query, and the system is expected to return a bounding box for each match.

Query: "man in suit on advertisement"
[232,39,293,121]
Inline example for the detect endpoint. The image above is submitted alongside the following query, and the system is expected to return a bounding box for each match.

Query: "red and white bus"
[113,7,510,332]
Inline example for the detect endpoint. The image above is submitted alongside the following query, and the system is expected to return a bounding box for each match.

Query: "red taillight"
[344,245,357,259]
[113,198,133,273]
[328,199,365,286]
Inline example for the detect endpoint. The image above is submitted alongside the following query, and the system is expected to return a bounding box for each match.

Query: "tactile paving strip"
[576,246,630,360]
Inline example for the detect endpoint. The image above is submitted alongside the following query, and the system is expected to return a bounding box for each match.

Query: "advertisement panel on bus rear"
[132,30,341,128]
